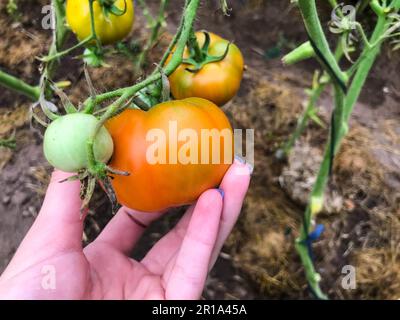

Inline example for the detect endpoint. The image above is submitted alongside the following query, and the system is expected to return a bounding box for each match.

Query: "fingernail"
[234,155,254,175]
[246,162,254,175]
[216,188,225,199]
[234,155,246,164]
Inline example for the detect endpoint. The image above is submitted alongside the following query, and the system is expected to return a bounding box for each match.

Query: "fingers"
[22,170,83,250]
[142,160,251,277]
[141,206,195,274]
[93,207,162,255]
[3,171,84,275]
[165,189,223,300]
[209,159,252,268]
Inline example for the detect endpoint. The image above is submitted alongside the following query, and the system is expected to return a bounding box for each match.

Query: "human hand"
[0,159,251,300]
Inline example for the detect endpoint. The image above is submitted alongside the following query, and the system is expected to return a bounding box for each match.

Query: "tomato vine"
[0,0,203,211]
[283,0,400,299]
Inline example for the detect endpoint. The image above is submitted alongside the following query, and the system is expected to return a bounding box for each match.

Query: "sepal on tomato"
[82,47,106,68]
[184,31,231,73]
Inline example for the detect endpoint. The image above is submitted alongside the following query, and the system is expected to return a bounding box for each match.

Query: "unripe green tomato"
[43,113,114,173]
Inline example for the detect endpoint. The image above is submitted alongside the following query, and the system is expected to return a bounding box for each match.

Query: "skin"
[169,32,244,106]
[106,98,234,212]
[66,0,135,45]
[0,160,251,300]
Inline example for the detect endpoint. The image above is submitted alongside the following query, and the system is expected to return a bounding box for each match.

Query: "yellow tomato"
[66,0,134,45]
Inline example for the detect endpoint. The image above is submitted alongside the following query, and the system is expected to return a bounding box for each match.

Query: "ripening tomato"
[66,0,134,45]
[168,32,244,106]
[106,97,233,212]
[43,113,114,173]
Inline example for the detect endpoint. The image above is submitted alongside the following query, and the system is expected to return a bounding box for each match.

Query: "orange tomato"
[168,32,244,106]
[106,98,233,212]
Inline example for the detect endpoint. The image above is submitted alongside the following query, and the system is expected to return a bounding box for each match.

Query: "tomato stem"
[136,0,169,69]
[41,0,71,93]
[187,28,205,62]
[293,1,392,300]
[40,37,93,63]
[89,0,102,50]
[85,0,202,176]
[0,0,70,101]
[279,71,327,159]
[0,69,40,101]
[157,0,188,69]
[281,43,344,158]
[297,0,348,92]
[182,31,231,73]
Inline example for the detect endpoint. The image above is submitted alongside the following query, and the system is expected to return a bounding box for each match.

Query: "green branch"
[297,0,348,91]
[0,69,40,101]
[293,1,392,300]
[282,42,344,157]
[85,0,201,175]
[281,72,327,157]
[136,0,169,69]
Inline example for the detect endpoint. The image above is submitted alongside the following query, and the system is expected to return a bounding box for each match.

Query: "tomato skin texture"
[66,0,134,45]
[168,32,244,106]
[43,114,114,173]
[106,98,233,212]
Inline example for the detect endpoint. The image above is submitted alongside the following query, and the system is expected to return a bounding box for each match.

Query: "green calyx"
[134,69,171,109]
[183,31,231,73]
[98,0,128,17]
[82,47,105,68]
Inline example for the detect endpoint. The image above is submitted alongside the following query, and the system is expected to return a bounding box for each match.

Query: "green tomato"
[43,113,114,173]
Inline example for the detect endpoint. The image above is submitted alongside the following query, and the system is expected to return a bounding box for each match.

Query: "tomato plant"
[168,31,244,106]
[1,0,399,300]
[66,0,135,45]
[43,114,114,173]
[278,0,400,299]
[106,97,233,212]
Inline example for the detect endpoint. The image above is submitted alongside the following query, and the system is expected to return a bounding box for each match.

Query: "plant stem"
[282,75,326,157]
[344,16,387,121]
[282,43,343,157]
[187,27,203,62]
[41,37,92,62]
[295,6,388,300]
[297,0,348,91]
[46,0,69,78]
[157,0,189,69]
[0,69,40,101]
[85,0,201,172]
[40,0,70,99]
[136,0,169,69]
[137,0,156,26]
[89,0,101,50]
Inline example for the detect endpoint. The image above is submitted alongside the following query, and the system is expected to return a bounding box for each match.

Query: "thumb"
[13,170,84,259]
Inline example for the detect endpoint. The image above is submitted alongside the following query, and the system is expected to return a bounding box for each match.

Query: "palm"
[0,161,250,300]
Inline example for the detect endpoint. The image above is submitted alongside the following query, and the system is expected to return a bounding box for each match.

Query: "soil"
[0,0,399,299]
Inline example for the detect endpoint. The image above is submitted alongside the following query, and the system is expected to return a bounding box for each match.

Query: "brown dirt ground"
[0,0,400,299]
